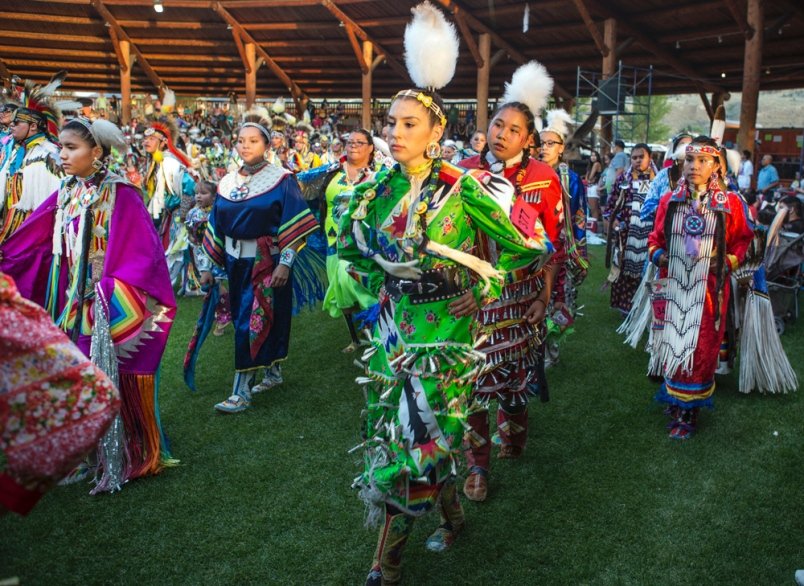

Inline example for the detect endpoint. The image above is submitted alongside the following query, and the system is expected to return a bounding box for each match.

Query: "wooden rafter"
[722,0,755,39]
[211,1,303,106]
[344,24,368,75]
[453,10,483,68]
[587,0,728,94]
[572,0,609,57]
[435,0,573,99]
[108,27,128,72]
[319,0,408,80]
[231,29,251,74]
[89,0,164,92]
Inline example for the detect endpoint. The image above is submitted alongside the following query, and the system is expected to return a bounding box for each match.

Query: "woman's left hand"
[271,264,290,288]
[524,298,548,324]
[448,290,478,318]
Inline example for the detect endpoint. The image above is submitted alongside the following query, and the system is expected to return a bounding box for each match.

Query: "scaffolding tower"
[575,62,654,152]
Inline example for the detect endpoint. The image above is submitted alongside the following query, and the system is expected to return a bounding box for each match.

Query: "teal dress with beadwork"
[338,160,552,521]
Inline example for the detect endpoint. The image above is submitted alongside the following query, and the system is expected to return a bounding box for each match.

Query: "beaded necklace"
[229,160,268,200]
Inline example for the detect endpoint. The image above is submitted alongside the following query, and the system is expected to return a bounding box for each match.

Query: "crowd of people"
[0,3,799,583]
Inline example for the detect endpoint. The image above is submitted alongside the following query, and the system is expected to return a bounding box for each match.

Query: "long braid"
[479,142,491,169]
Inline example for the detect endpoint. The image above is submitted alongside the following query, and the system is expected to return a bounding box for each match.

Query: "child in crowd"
[186,180,231,335]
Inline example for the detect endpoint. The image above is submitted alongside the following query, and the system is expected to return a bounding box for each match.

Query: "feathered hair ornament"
[710,105,726,147]
[501,61,554,121]
[241,106,272,142]
[543,108,574,142]
[270,97,295,133]
[403,1,459,91]
[160,87,176,114]
[15,70,69,142]
[144,116,190,167]
[69,117,127,153]
[394,1,459,126]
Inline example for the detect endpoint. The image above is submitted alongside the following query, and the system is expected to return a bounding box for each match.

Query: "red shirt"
[460,154,564,263]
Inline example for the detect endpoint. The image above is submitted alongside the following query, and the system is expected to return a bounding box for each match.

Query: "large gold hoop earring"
[425,141,441,160]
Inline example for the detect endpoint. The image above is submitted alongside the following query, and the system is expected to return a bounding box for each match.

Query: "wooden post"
[245,42,256,109]
[737,0,763,154]
[476,33,490,134]
[600,18,617,155]
[361,40,372,130]
[120,39,131,125]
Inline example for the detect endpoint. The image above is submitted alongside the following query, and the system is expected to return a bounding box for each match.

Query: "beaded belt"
[384,267,471,305]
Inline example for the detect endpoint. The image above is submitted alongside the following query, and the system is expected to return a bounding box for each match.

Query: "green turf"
[2,252,801,585]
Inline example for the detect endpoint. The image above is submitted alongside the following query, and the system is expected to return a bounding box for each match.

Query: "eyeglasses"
[346,141,369,147]
[541,140,563,147]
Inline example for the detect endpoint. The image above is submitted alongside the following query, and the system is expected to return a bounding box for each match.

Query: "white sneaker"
[214,394,251,413]
[251,368,283,394]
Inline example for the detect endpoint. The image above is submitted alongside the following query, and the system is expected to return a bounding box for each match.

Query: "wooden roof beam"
[231,29,251,74]
[572,0,609,57]
[453,10,483,68]
[344,24,368,75]
[722,0,755,39]
[90,0,164,92]
[435,0,573,100]
[211,1,303,106]
[109,27,128,72]
[587,0,728,94]
[319,0,408,80]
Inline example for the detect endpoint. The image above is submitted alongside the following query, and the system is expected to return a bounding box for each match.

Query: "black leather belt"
[384,267,471,305]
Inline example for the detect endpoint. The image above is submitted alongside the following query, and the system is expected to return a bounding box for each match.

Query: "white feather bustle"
[501,61,554,118]
[403,1,460,90]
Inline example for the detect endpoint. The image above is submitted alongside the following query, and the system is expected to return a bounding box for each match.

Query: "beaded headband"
[686,144,719,157]
[240,121,271,142]
[13,108,44,126]
[144,127,167,140]
[393,89,447,126]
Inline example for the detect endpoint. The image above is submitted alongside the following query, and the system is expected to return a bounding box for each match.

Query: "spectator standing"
[737,149,753,192]
[756,154,780,198]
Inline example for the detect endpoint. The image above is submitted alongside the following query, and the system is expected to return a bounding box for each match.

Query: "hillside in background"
[664,89,804,136]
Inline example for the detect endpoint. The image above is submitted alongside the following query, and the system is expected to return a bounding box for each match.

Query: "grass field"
[2,252,802,585]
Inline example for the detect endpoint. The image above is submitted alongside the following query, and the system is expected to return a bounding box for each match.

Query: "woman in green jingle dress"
[340,87,553,585]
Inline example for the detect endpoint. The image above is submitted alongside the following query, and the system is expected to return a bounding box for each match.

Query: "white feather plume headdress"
[501,61,554,121]
[543,108,574,142]
[394,1,459,126]
[403,1,459,91]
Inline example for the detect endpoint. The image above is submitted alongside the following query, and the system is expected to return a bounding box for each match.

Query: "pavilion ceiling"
[1,0,802,100]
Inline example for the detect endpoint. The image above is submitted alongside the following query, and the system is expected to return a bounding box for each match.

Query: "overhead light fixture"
[765,68,771,75]
[721,72,726,78]
[675,41,680,49]
[153,0,163,13]
[717,35,723,44]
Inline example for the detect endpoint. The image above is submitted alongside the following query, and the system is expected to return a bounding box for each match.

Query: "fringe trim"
[618,264,656,349]
[738,289,798,394]
[652,203,715,376]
